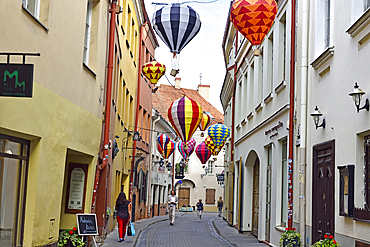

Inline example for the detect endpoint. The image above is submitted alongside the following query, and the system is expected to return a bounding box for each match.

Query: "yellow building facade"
[0,0,109,246]
[106,0,140,232]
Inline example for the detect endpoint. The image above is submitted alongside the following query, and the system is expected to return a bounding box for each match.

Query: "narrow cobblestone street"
[101,212,266,247]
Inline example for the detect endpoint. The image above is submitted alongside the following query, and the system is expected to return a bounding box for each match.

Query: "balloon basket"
[213,157,217,161]
[253,49,261,56]
[200,132,204,137]
[170,69,179,77]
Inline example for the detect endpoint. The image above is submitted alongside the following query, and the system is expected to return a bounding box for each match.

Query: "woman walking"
[116,192,130,242]
[217,197,223,217]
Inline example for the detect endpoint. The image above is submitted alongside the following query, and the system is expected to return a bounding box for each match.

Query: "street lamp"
[349,82,369,113]
[310,106,326,129]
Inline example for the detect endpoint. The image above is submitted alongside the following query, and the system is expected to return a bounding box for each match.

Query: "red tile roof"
[152,84,224,124]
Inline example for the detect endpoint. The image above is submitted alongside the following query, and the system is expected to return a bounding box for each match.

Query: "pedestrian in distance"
[167,190,178,226]
[196,199,204,222]
[116,192,130,242]
[217,196,224,217]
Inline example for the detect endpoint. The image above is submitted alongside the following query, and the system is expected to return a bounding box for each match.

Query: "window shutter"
[206,189,216,204]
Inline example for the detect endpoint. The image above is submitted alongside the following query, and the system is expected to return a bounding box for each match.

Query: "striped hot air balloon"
[195,142,212,164]
[230,0,277,56]
[142,61,166,85]
[168,96,203,145]
[157,134,170,154]
[162,140,175,160]
[152,3,201,74]
[198,111,212,137]
[208,124,230,152]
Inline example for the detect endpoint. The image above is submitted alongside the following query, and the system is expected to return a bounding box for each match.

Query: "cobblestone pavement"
[100,212,267,247]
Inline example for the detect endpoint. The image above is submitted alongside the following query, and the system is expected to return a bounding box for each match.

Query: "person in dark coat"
[196,199,204,222]
[116,192,130,242]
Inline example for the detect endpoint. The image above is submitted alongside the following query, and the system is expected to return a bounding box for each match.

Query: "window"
[267,33,274,93]
[206,189,215,204]
[325,0,331,48]
[278,14,286,82]
[208,160,214,175]
[83,0,93,65]
[365,0,370,11]
[281,140,288,226]
[0,134,30,246]
[22,0,40,18]
[338,165,354,217]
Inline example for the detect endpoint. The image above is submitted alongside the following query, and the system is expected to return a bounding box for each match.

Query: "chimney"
[198,85,210,101]
[175,77,181,89]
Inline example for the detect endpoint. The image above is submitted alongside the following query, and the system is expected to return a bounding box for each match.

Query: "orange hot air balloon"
[142,61,166,84]
[230,0,277,53]
[198,111,211,137]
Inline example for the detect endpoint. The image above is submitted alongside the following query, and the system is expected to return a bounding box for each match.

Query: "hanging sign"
[0,64,34,97]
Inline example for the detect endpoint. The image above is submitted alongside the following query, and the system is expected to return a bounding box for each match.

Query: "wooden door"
[265,147,272,242]
[312,140,335,243]
[179,188,190,207]
[252,158,260,237]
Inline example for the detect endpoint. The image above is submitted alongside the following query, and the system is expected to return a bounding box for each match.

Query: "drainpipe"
[91,0,117,213]
[288,0,296,229]
[299,0,309,245]
[129,21,147,204]
[230,31,238,226]
[147,112,160,217]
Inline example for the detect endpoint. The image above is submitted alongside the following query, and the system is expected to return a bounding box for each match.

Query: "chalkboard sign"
[76,214,98,235]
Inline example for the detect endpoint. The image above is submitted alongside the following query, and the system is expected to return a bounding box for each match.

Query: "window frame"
[83,0,93,65]
[281,139,288,226]
[0,134,30,246]
[22,0,40,19]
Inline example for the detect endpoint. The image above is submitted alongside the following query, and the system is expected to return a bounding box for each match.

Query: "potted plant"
[279,228,301,247]
[57,227,85,247]
[312,234,340,246]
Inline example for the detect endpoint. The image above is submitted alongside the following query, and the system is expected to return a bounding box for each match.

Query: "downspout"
[299,0,309,245]
[148,113,160,217]
[288,0,296,229]
[230,31,238,226]
[129,21,147,203]
[91,0,117,213]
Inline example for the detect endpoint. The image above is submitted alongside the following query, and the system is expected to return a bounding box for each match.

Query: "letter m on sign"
[4,70,25,91]
[0,64,34,97]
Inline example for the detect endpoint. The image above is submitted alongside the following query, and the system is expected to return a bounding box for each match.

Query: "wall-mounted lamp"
[349,82,369,113]
[310,106,326,129]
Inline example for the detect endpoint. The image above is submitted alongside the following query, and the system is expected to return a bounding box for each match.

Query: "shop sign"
[265,121,283,139]
[0,64,34,97]
[217,174,224,182]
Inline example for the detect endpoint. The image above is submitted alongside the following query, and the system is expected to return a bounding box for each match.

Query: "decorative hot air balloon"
[152,3,201,76]
[162,140,175,160]
[195,142,212,164]
[157,133,170,153]
[230,0,277,56]
[177,138,196,160]
[208,124,230,152]
[168,96,203,147]
[157,142,164,156]
[204,136,221,156]
[198,111,212,137]
[142,61,166,85]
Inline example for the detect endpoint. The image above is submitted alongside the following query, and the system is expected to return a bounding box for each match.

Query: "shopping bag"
[127,221,132,236]
[130,220,136,236]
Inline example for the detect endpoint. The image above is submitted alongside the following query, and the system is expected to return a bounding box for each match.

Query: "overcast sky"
[145,0,232,113]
